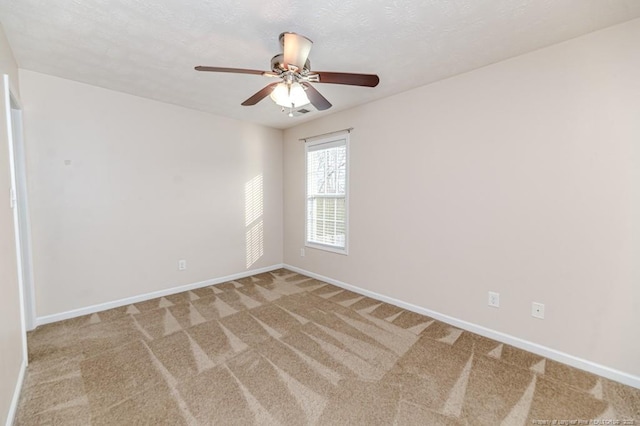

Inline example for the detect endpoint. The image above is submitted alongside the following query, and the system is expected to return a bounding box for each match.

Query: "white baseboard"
[35,264,284,327]
[5,358,26,426]
[283,264,640,390]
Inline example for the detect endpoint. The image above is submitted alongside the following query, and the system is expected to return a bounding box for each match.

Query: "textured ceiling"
[1,0,639,129]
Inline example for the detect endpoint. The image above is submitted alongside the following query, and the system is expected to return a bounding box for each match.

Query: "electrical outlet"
[532,302,545,319]
[488,291,500,308]
[300,248,305,257]
[178,260,187,271]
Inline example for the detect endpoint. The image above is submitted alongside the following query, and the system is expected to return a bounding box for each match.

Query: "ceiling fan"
[195,32,380,116]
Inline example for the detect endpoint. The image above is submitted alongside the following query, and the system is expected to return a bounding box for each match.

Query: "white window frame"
[305,132,349,255]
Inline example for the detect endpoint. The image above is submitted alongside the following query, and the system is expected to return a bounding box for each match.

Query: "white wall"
[0,22,25,425]
[0,26,18,93]
[284,19,640,378]
[20,70,283,317]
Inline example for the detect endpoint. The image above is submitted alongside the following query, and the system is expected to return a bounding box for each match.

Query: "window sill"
[305,242,348,256]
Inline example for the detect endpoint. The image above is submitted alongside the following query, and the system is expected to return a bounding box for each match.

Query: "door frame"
[3,74,33,365]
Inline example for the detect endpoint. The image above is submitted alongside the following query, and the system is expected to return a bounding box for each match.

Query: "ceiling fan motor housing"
[271,54,311,74]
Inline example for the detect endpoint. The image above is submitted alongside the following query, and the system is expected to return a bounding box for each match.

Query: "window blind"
[305,135,348,252]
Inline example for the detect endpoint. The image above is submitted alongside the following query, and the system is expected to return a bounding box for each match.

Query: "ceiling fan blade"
[241,82,280,106]
[300,82,332,111]
[195,66,272,76]
[313,71,380,87]
[281,32,313,71]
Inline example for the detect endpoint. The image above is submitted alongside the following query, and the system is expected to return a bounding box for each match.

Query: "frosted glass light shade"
[270,82,310,108]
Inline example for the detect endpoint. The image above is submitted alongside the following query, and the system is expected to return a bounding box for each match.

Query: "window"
[305,133,349,254]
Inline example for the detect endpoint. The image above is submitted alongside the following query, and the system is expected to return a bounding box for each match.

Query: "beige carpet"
[16,269,639,425]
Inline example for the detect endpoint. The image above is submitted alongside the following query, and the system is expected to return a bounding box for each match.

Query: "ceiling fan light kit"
[271,82,310,108]
[195,32,380,117]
